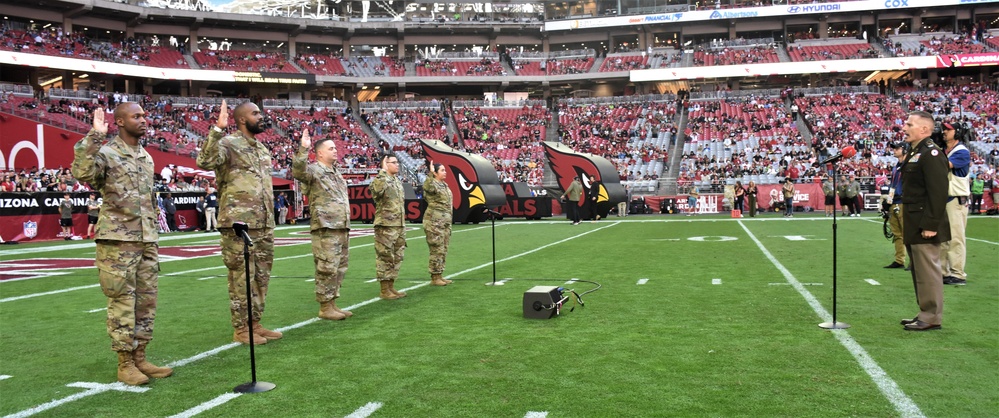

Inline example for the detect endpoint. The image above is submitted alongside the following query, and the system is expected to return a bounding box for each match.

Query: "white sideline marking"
[738,221,925,418]
[86,308,104,313]
[0,284,100,304]
[968,237,999,246]
[344,402,384,418]
[0,375,11,380]
[636,278,649,285]
[365,278,378,283]
[564,278,578,284]
[768,282,823,286]
[166,393,242,418]
[305,278,315,282]
[865,279,881,286]
[196,277,217,281]
[711,278,722,285]
[525,412,549,418]
[3,382,148,418]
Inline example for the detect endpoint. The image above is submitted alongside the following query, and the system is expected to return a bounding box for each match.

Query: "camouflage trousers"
[374,225,406,281]
[95,240,159,352]
[220,228,274,329]
[424,215,451,275]
[311,228,349,302]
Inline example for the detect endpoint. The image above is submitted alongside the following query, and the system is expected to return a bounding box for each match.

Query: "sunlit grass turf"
[0,213,997,417]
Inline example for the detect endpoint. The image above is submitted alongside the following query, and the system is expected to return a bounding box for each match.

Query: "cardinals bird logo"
[420,139,506,223]
[542,141,626,220]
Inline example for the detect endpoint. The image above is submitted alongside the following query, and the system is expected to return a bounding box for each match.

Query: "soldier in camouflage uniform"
[370,153,407,300]
[71,104,172,386]
[292,130,353,320]
[197,100,282,345]
[423,162,453,286]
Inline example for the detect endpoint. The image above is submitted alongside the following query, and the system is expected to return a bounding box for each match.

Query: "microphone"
[485,209,502,217]
[232,221,254,246]
[821,146,857,164]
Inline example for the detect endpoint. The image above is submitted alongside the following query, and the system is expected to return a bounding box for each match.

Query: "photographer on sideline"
[941,122,971,286]
[883,142,907,269]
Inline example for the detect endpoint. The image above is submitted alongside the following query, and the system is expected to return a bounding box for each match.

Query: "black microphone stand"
[819,167,850,330]
[233,226,276,393]
[484,209,502,286]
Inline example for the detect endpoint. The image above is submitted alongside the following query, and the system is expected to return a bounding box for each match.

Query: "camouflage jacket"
[292,145,350,231]
[422,177,452,223]
[71,129,158,243]
[370,169,404,226]
[197,128,275,229]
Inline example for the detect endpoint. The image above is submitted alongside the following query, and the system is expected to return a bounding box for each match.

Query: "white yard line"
[2,382,148,418]
[524,412,549,418]
[343,402,384,418]
[737,220,925,418]
[0,284,100,304]
[164,393,242,418]
[967,237,998,246]
[637,278,649,285]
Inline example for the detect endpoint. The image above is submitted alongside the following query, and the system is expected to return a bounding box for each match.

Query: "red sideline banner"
[346,183,553,223]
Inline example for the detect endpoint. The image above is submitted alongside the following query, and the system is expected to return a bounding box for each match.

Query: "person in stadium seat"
[293,130,354,320]
[370,153,408,300]
[72,104,172,385]
[899,111,950,331]
[197,100,282,345]
[423,162,453,287]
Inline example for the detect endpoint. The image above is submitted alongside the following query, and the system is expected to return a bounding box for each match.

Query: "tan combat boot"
[318,301,346,320]
[388,280,407,297]
[441,275,453,285]
[134,344,173,378]
[430,274,448,286]
[252,322,283,340]
[332,300,353,318]
[380,280,401,300]
[117,352,150,386]
[233,326,267,345]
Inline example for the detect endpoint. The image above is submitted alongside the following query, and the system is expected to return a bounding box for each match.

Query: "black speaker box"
[523,285,562,319]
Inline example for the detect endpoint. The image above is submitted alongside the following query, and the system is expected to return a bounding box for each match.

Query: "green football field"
[1,213,997,417]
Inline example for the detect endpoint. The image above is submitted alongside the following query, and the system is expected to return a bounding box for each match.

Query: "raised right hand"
[301,129,311,149]
[93,108,108,134]
[216,99,228,129]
